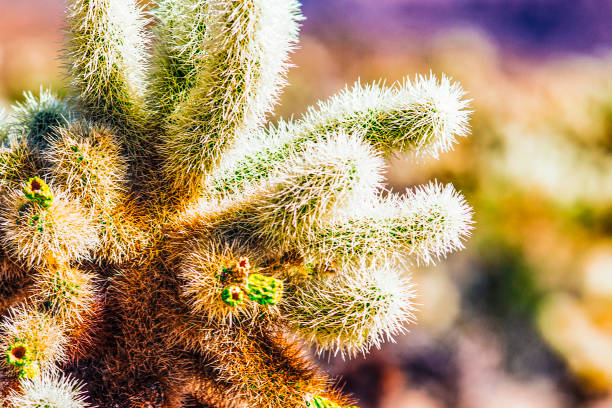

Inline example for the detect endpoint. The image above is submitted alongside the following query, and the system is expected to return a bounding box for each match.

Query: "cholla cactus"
[0,1,473,407]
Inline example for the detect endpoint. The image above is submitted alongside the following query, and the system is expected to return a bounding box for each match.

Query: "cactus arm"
[282,263,415,358]
[205,328,353,408]
[303,74,472,157]
[161,0,302,200]
[306,182,474,267]
[64,0,150,151]
[208,74,471,197]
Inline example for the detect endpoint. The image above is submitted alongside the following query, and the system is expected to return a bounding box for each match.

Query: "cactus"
[0,1,473,407]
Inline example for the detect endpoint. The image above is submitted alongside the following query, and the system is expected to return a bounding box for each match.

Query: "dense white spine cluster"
[284,263,415,358]
[301,74,471,157]
[5,373,90,408]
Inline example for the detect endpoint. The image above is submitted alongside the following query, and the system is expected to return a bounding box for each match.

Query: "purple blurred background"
[301,0,612,56]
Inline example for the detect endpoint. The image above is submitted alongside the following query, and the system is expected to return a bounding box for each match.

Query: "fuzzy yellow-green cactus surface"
[0,1,473,407]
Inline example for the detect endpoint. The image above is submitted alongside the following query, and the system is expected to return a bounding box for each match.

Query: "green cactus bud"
[307,395,358,408]
[221,286,245,307]
[246,274,283,306]
[23,177,53,208]
[6,341,32,367]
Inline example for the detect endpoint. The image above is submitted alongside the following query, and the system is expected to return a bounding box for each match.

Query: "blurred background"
[1,0,612,407]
